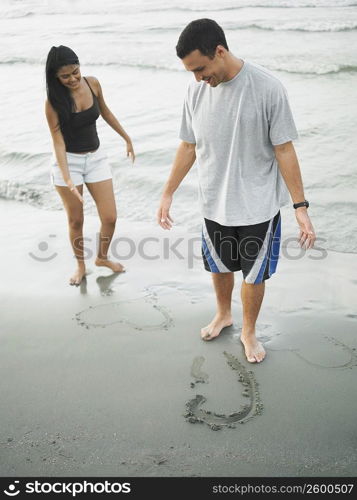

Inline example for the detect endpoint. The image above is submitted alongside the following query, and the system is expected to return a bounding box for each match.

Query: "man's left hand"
[296,208,316,249]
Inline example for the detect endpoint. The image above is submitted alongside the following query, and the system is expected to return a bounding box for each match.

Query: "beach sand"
[0,199,356,477]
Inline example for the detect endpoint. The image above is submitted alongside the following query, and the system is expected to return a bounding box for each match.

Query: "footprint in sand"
[190,356,209,384]
[184,352,263,431]
[74,292,173,331]
[96,274,122,297]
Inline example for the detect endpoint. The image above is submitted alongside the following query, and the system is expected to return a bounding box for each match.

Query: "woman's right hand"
[67,180,84,204]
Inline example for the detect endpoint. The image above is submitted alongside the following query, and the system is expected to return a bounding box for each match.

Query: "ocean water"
[0,0,356,252]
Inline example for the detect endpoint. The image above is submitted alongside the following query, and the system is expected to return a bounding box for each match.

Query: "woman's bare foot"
[95,257,125,273]
[69,265,86,286]
[201,313,233,341]
[240,332,266,363]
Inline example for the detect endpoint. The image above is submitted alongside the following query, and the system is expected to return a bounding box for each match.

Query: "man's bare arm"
[274,141,316,249]
[157,141,196,230]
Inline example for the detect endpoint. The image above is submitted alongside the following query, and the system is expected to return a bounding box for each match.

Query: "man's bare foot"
[201,313,233,341]
[95,257,125,273]
[240,333,266,363]
[69,265,86,286]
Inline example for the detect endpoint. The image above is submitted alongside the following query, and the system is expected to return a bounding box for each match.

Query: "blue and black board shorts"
[202,211,281,284]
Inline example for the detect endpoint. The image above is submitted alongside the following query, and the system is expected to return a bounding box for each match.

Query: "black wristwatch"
[293,200,309,209]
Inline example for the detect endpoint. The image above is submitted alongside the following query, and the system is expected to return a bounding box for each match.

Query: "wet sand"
[0,199,356,477]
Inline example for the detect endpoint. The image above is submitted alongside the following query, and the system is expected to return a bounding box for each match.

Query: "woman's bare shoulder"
[85,76,101,95]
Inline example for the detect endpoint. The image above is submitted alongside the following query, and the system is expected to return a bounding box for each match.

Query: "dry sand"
[0,199,356,476]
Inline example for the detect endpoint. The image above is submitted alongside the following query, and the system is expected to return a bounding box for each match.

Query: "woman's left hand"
[126,140,135,164]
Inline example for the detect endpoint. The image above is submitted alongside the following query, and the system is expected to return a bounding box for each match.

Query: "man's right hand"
[157,193,174,230]
[67,180,84,204]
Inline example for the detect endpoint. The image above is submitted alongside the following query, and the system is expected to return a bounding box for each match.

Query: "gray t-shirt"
[179,59,298,226]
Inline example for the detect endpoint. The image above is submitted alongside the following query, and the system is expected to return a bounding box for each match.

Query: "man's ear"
[216,45,227,58]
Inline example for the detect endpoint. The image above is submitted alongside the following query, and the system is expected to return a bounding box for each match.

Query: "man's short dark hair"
[176,19,229,59]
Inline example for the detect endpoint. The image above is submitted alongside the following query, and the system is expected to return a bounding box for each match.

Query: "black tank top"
[61,77,100,153]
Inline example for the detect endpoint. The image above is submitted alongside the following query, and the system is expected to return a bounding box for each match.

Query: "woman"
[45,45,135,286]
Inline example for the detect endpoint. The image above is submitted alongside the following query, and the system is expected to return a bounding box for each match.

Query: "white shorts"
[50,148,112,187]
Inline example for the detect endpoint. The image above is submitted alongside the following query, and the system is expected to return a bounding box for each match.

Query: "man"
[157,19,316,363]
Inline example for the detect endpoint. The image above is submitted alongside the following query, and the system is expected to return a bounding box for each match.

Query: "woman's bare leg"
[55,184,86,285]
[86,179,125,272]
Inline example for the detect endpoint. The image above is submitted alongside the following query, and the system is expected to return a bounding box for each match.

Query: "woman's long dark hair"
[45,45,79,132]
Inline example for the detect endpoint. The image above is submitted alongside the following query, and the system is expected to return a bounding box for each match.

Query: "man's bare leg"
[240,280,266,363]
[201,272,234,340]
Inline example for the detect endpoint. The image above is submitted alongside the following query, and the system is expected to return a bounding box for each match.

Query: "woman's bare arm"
[88,76,135,163]
[45,100,83,202]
